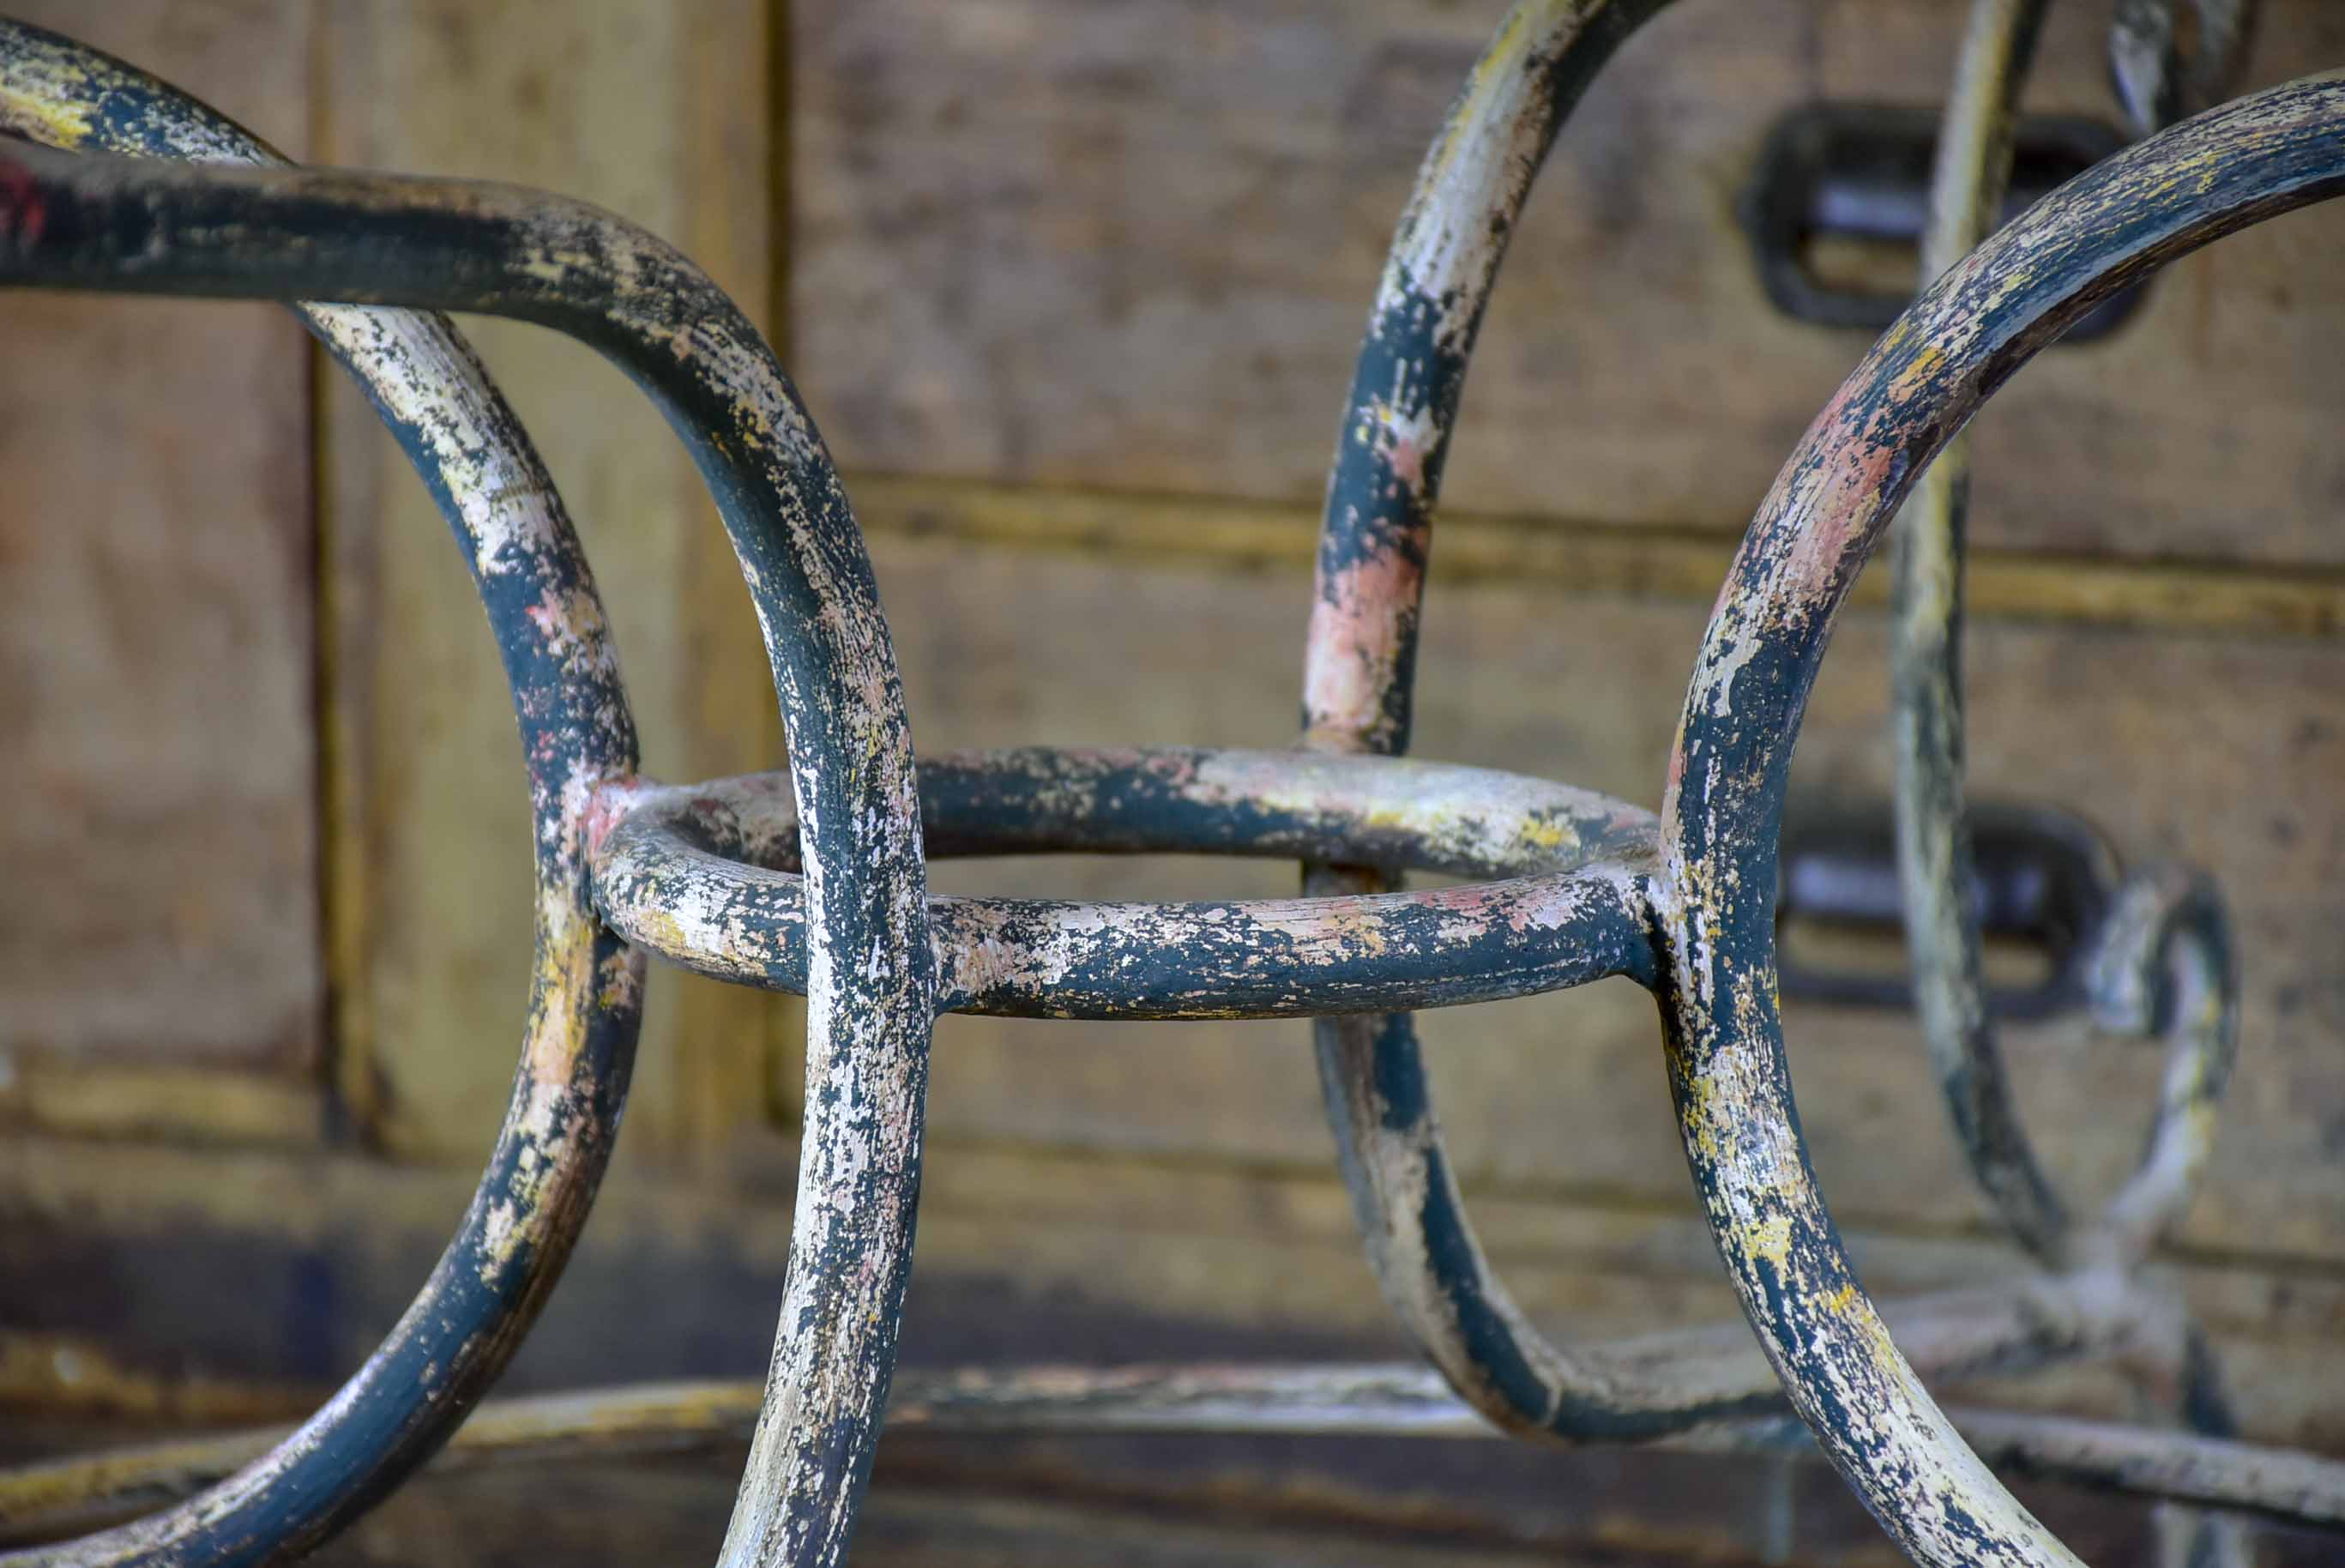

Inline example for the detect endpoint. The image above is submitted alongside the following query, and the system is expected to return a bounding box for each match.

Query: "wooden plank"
[845,472,2345,639]
[7,1131,2345,1451]
[0,1063,321,1150]
[314,0,792,1165]
[792,0,2345,572]
[15,1425,2331,1568]
[0,2,321,1102]
[27,1446,2323,1568]
[783,1488,1869,1568]
[294,1462,1892,1568]
[861,531,2345,1274]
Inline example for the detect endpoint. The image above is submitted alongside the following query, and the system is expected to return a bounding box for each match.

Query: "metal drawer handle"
[1777,801,2119,1020]
[1740,101,2145,338]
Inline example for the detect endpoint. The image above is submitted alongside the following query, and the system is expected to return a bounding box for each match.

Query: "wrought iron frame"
[0,2,2339,1565]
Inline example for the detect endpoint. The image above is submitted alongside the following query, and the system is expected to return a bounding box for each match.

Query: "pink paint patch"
[1411,879,1512,939]
[1778,419,1897,611]
[1737,375,1900,624]
[0,160,46,249]
[1303,546,1426,743]
[524,590,565,639]
[582,778,652,857]
[1138,750,1202,787]
[1419,881,1504,913]
[1386,432,1425,491]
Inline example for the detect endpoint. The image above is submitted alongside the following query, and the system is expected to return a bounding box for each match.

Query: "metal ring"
[588,747,1660,1020]
[1891,0,2085,1266]
[0,99,940,1568]
[0,25,644,1566]
[1662,71,2345,1568]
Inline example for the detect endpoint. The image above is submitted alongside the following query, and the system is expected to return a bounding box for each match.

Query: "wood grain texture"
[303,1479,2117,1568]
[0,1,319,1095]
[793,0,2345,570]
[842,471,2345,638]
[0,1444,2236,1568]
[8,1129,2345,1457]
[19,1432,2334,1568]
[314,0,792,1164]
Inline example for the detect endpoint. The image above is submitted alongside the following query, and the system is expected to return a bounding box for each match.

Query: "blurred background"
[3,2,2343,1563]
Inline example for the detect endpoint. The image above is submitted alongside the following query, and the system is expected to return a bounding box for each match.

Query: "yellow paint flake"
[0,87,94,147]
[1888,342,1947,402]
[1746,1213,1793,1266]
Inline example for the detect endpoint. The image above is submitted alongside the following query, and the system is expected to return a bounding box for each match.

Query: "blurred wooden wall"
[4,3,2345,1565]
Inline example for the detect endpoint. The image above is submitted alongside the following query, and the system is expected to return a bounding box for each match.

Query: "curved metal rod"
[1300,0,1704,1448]
[0,26,647,1567]
[2088,865,2239,1263]
[589,749,1660,1018]
[1301,0,2178,770]
[1661,72,2345,1568]
[0,137,941,1568]
[8,1274,2276,1532]
[2110,0,2261,137]
[1299,0,1670,761]
[1892,0,2083,1267]
[1898,12,2249,1562]
[1896,0,2243,1290]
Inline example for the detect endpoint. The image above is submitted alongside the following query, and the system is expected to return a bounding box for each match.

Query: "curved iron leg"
[0,24,643,1568]
[1300,0,1719,1446]
[1663,71,2345,1568]
[0,85,939,1568]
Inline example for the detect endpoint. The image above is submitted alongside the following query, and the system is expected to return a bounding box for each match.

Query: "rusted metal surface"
[2,5,2342,1568]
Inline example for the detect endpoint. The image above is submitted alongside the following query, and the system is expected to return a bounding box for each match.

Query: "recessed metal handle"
[1777,800,2120,1020]
[1740,102,2147,339]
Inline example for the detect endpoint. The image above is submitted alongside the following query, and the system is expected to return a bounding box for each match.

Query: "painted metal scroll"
[0,2,2336,1565]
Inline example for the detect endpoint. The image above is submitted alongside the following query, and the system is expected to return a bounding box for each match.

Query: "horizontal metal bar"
[11,1355,2340,1540]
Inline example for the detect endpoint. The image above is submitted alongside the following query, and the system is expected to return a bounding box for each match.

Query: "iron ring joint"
[587,746,1666,1022]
